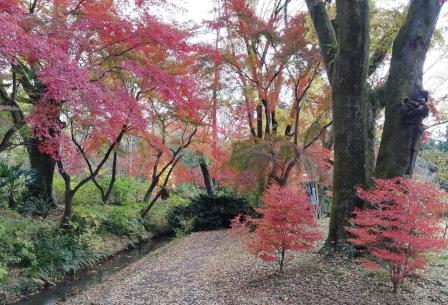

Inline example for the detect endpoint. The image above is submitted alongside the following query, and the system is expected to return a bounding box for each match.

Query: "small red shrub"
[231,185,321,272]
[347,177,448,293]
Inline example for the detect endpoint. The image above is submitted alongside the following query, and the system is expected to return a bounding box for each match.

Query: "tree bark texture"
[27,138,56,204]
[305,0,444,250]
[375,0,443,178]
[327,0,370,248]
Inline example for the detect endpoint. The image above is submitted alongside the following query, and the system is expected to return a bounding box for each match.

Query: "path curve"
[64,229,448,305]
[65,231,227,305]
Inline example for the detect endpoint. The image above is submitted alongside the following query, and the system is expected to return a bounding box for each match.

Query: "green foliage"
[101,204,146,238]
[420,150,448,189]
[0,162,29,209]
[369,3,406,60]
[54,175,103,206]
[173,218,195,237]
[168,189,253,235]
[17,195,53,218]
[102,177,147,205]
[0,264,7,283]
[68,202,149,239]
[0,211,99,285]
[68,205,106,233]
[30,229,100,283]
[230,140,270,172]
[144,192,189,234]
[0,212,40,268]
[53,176,148,206]
[52,176,66,205]
[72,180,103,206]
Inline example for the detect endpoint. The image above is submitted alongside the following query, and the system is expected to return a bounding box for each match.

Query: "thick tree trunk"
[304,0,444,251]
[327,0,369,249]
[375,0,443,178]
[27,138,55,204]
[305,0,369,250]
[198,156,214,196]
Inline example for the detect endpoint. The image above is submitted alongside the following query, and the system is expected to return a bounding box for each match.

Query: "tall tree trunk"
[198,155,214,196]
[365,90,381,185]
[305,0,369,250]
[375,0,443,178]
[293,99,300,145]
[262,99,271,137]
[327,0,370,249]
[256,104,263,138]
[304,0,444,250]
[272,111,278,136]
[27,138,55,204]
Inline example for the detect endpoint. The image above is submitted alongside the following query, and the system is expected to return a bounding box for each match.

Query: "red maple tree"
[231,184,320,272]
[347,178,448,293]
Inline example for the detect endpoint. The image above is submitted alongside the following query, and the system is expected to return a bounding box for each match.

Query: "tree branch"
[304,0,338,82]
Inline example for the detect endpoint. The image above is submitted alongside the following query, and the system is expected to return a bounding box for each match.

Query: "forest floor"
[63,220,448,305]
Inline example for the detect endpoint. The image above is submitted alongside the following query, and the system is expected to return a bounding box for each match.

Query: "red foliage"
[231,185,321,272]
[347,178,448,293]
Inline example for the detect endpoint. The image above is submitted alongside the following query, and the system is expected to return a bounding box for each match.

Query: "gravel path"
[64,229,448,305]
[64,231,224,305]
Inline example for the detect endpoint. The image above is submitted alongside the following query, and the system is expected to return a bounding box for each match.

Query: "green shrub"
[30,228,100,283]
[77,229,109,254]
[72,181,103,206]
[0,213,40,268]
[0,210,102,285]
[52,176,66,205]
[168,190,253,234]
[0,162,32,211]
[68,205,106,233]
[144,193,189,234]
[54,176,103,206]
[173,217,195,237]
[54,176,148,206]
[101,204,147,238]
[1,277,42,296]
[17,195,53,218]
[102,177,147,205]
[0,264,8,283]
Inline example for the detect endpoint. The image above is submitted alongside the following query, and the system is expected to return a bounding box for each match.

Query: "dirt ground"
[63,223,448,305]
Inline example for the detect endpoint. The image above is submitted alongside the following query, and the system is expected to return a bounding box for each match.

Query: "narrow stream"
[11,237,171,305]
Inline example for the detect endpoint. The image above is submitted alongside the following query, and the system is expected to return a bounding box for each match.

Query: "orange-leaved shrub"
[231,185,321,272]
[347,177,448,293]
